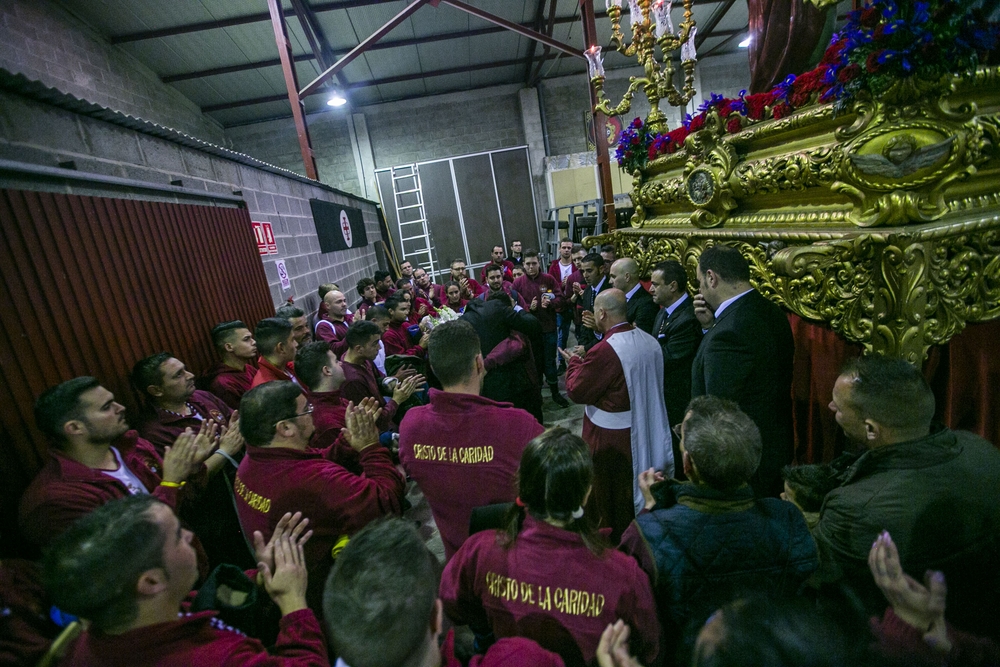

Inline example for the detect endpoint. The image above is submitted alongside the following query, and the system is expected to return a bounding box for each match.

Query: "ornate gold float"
[587,67,1000,363]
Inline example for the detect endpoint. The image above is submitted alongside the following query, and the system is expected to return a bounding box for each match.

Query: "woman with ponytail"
[439,428,659,667]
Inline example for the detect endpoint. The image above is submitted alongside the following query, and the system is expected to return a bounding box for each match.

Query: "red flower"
[631,135,640,145]
[865,51,882,73]
[726,117,742,134]
[820,37,848,66]
[630,118,643,129]
[859,7,880,28]
[772,103,792,119]
[789,89,812,107]
[838,63,861,83]
[688,114,706,132]
[648,144,659,160]
[744,92,775,120]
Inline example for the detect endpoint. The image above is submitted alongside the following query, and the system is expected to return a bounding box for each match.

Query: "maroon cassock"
[382,320,426,357]
[439,515,659,667]
[513,273,563,332]
[234,444,405,612]
[398,390,544,560]
[18,431,183,550]
[59,608,328,666]
[205,361,256,410]
[314,316,351,357]
[250,356,299,389]
[340,359,399,432]
[308,389,358,473]
[564,323,634,543]
[137,390,232,456]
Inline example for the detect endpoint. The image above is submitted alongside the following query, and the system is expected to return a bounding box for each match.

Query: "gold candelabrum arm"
[595,0,698,135]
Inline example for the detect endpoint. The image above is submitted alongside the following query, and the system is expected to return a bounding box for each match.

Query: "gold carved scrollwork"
[732,146,842,197]
[924,230,1000,347]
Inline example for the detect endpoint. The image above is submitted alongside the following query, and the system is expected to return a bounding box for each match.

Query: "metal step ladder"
[390,165,437,278]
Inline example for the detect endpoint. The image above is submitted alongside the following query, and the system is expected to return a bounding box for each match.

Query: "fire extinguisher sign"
[252,221,277,256]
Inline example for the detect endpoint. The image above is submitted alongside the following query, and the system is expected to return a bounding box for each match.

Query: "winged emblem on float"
[849,135,955,178]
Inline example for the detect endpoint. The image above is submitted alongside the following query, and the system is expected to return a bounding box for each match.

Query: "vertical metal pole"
[267,0,319,181]
[580,0,617,231]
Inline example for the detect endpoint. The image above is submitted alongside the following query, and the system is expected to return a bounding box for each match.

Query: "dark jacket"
[620,481,817,649]
[625,285,658,334]
[578,276,611,351]
[691,290,794,496]
[813,426,1000,637]
[652,296,702,428]
[461,299,543,420]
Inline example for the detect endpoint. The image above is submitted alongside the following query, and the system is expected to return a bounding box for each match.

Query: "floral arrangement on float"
[420,305,460,331]
[614,0,1000,174]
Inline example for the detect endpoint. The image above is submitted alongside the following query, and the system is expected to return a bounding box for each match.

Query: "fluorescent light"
[327,92,347,107]
[738,36,752,48]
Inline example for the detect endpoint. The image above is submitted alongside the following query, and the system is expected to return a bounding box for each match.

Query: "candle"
[629,0,642,31]
[653,0,674,38]
[585,45,605,78]
[681,26,697,61]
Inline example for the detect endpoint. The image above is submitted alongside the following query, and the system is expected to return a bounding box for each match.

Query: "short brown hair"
[427,320,480,386]
[683,395,761,491]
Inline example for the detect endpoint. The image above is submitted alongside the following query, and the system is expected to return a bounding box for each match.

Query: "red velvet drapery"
[790,315,1000,463]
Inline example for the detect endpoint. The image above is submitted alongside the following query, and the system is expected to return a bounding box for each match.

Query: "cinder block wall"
[0,0,225,143]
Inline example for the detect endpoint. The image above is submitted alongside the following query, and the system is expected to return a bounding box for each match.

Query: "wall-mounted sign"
[311,200,368,253]
[276,259,291,290]
[252,221,277,255]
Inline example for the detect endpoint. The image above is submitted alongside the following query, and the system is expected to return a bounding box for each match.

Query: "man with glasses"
[449,259,484,300]
[234,380,406,612]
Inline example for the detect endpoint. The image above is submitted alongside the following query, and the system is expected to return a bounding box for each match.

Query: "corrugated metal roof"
[51,0,852,128]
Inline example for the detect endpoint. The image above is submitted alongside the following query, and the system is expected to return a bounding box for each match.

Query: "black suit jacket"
[577,276,612,351]
[652,295,703,428]
[626,285,658,334]
[691,290,794,497]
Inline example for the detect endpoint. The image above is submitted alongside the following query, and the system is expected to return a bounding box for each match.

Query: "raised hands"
[217,411,245,458]
[638,467,665,511]
[253,511,313,584]
[596,620,644,667]
[392,374,424,404]
[869,531,951,653]
[342,401,381,453]
[259,535,309,616]
[162,423,214,483]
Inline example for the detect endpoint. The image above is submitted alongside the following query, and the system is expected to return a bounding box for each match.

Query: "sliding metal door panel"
[491,148,540,251]
[453,154,504,266]
[374,170,402,262]
[417,161,464,277]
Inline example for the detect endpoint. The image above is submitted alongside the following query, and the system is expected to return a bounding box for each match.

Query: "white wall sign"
[276,260,291,290]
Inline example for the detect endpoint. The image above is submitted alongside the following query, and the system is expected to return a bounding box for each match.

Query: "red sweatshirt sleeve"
[382,327,425,358]
[484,335,526,371]
[439,538,491,629]
[220,609,329,666]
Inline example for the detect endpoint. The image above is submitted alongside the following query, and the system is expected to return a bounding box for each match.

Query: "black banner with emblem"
[311,199,368,253]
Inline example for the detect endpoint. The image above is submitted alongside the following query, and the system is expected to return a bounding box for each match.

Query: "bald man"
[561,289,673,542]
[315,290,354,357]
[609,258,658,334]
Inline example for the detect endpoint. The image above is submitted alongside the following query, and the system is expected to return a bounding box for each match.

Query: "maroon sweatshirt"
[513,273,564,332]
[18,431,182,550]
[251,357,298,389]
[206,362,256,410]
[137,390,232,456]
[340,359,399,432]
[440,515,659,667]
[308,389,358,473]
[314,317,350,357]
[59,608,328,667]
[382,320,425,357]
[233,444,405,610]
[399,390,544,560]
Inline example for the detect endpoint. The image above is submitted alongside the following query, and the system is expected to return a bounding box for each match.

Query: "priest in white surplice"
[561,288,673,542]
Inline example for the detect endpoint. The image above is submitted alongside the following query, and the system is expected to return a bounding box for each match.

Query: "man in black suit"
[649,260,702,433]
[576,252,612,351]
[691,245,794,497]
[461,293,543,421]
[609,257,658,334]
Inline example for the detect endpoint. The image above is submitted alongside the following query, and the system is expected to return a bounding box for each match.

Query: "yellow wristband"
[159,481,186,488]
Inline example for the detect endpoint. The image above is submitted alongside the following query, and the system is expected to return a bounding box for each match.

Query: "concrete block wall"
[0,0,224,144]
[224,111,362,199]
[0,90,381,313]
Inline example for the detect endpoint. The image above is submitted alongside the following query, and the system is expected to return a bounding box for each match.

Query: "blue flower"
[912,2,930,24]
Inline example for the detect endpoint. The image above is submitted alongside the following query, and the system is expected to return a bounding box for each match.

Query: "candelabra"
[585,0,698,135]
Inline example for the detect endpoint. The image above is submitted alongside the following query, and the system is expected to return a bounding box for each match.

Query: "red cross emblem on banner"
[339,210,352,247]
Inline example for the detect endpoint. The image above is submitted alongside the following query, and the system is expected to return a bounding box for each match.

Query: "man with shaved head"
[561,288,673,542]
[609,257,658,334]
[314,289,353,357]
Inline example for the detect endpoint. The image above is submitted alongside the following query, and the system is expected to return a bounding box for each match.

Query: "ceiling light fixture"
[327,90,347,107]
[738,36,752,48]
